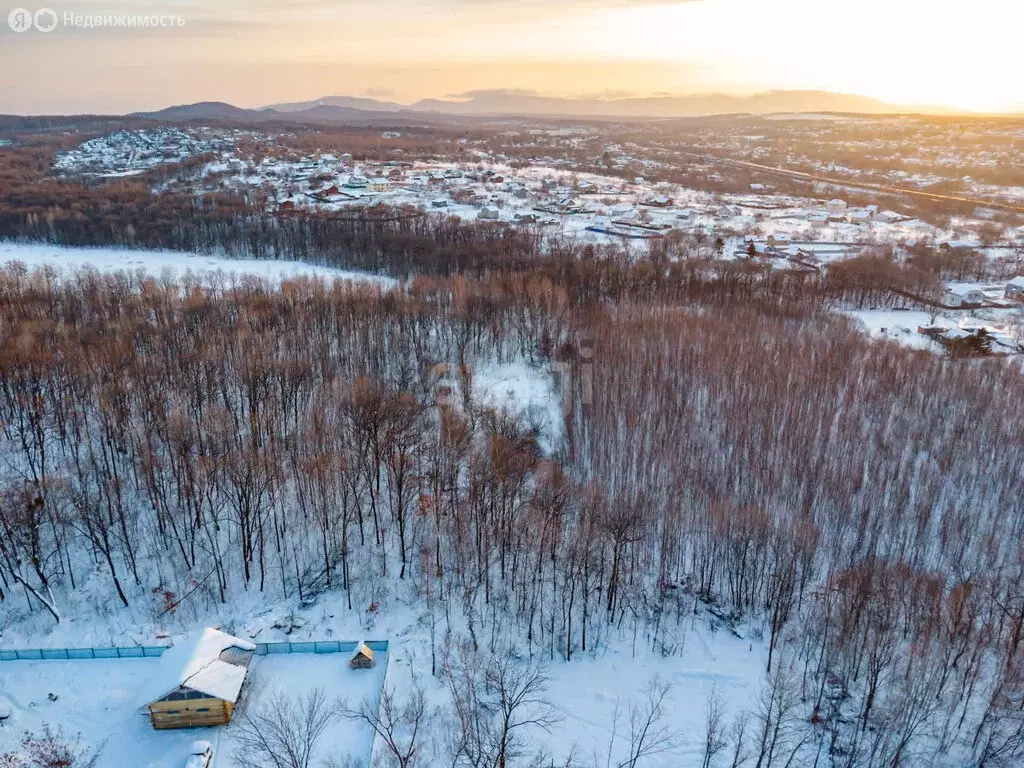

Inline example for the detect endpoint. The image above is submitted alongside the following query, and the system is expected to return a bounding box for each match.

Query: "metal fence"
[0,638,388,662]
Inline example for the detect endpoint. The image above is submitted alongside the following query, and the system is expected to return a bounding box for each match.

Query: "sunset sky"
[2,0,1022,114]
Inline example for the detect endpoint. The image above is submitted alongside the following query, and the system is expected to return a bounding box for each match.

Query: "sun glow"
[563,0,1024,112]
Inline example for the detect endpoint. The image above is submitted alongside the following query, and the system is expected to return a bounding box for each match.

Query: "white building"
[827,199,848,212]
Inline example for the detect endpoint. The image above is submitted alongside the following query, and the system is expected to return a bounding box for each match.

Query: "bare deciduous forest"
[1,131,1023,767]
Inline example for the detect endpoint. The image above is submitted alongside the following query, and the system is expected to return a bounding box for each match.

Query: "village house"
[1005,276,1024,302]
[478,205,500,220]
[642,196,673,208]
[139,628,256,730]
[941,285,987,308]
[827,199,848,212]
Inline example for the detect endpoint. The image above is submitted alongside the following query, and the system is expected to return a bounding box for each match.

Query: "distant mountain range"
[135,89,956,124]
[264,89,916,118]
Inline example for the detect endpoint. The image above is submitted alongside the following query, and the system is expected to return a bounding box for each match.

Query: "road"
[672,151,1024,214]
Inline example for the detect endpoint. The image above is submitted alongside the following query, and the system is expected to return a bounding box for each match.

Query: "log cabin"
[139,628,255,730]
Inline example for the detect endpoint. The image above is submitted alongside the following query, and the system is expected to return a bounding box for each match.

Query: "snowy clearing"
[0,242,398,287]
[840,309,944,351]
[471,361,566,454]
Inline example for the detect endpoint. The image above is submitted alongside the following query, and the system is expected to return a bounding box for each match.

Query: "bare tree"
[485,653,561,768]
[11,723,100,768]
[340,679,427,768]
[702,685,728,768]
[728,710,752,768]
[232,688,335,768]
[752,663,807,768]
[619,679,678,767]
[445,645,561,768]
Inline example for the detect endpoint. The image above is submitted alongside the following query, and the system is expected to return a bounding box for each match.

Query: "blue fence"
[0,638,388,662]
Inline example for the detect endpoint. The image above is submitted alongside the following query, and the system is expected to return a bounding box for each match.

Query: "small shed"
[139,628,255,730]
[350,642,375,670]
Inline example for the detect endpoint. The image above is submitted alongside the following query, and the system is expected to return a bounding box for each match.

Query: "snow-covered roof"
[1007,276,1024,289]
[350,641,373,661]
[138,628,255,709]
[945,283,986,297]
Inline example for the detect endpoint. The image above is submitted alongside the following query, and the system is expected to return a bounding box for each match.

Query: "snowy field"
[840,309,944,351]
[0,652,387,768]
[0,242,398,287]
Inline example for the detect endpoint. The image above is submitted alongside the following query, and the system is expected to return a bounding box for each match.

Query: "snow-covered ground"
[0,242,398,287]
[472,361,566,454]
[0,591,766,768]
[840,308,1023,355]
[840,309,944,351]
[0,652,386,768]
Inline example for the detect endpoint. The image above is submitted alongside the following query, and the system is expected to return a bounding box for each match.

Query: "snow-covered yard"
[0,652,387,768]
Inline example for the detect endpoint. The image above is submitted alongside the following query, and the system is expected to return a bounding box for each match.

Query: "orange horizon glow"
[1,0,1022,115]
